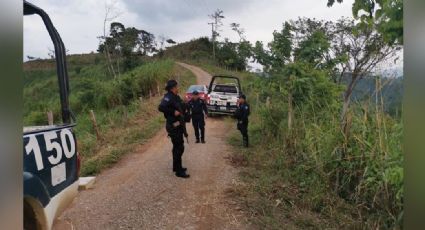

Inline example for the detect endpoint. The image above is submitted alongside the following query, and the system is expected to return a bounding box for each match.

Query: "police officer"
[158,79,190,178]
[235,94,250,147]
[188,90,208,143]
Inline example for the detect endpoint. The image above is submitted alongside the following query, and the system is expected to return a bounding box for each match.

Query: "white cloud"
[24,0,354,59]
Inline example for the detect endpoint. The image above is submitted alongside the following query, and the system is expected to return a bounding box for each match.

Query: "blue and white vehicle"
[23,2,80,230]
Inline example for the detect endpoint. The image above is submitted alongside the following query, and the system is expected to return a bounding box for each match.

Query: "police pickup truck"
[24,2,80,230]
[206,75,242,115]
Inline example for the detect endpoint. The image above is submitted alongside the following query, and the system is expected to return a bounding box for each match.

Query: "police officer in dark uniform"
[188,90,208,143]
[158,79,190,178]
[235,94,250,147]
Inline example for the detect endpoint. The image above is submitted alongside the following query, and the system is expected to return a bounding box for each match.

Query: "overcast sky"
[24,0,355,59]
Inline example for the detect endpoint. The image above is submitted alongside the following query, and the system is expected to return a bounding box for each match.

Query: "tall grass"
[203,64,403,228]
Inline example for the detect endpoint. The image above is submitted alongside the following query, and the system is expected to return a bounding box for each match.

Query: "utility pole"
[208,9,224,61]
[208,22,215,60]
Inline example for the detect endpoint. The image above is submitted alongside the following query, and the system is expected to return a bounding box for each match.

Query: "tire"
[24,200,41,230]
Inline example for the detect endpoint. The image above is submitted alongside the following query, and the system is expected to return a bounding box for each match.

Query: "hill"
[156,37,213,62]
[344,74,403,117]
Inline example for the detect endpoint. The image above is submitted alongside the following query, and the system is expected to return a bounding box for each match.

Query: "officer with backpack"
[188,90,208,143]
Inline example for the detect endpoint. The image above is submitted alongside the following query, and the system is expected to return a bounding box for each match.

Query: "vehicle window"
[24,15,61,127]
[187,85,204,93]
[213,85,238,93]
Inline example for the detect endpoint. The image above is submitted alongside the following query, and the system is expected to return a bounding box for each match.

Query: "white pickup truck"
[206,75,242,115]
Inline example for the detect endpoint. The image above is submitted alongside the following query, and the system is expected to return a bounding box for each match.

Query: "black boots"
[175,171,190,178]
[173,167,187,172]
[201,138,205,143]
[196,139,200,143]
[173,167,189,178]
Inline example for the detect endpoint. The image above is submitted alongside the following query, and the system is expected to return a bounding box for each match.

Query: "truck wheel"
[24,201,41,230]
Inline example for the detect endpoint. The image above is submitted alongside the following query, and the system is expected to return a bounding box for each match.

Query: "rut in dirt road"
[56,63,253,230]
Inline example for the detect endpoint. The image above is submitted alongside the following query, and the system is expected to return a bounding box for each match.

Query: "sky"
[24,0,356,60]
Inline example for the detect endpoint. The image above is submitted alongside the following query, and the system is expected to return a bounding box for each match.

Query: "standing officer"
[235,94,250,147]
[188,91,208,143]
[158,79,190,178]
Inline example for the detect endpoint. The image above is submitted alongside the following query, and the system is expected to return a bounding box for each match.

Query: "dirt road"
[55,63,252,230]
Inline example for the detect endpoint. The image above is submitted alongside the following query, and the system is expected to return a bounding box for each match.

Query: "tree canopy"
[327,0,403,45]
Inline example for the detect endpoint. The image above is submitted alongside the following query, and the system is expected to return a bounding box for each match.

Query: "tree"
[252,19,336,134]
[230,23,245,41]
[291,19,333,68]
[110,22,126,76]
[99,0,122,79]
[209,9,225,60]
[253,18,338,72]
[269,22,293,67]
[166,39,176,44]
[98,22,157,72]
[138,30,156,55]
[258,17,397,132]
[209,9,225,33]
[331,18,397,132]
[238,40,252,65]
[109,22,125,38]
[327,0,403,45]
[252,41,272,71]
[216,39,241,70]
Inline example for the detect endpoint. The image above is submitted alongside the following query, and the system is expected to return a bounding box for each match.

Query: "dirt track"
[55,63,252,230]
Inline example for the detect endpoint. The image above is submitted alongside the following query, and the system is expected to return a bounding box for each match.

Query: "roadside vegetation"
[24,15,196,176]
[159,1,403,228]
[207,63,402,229]
[24,56,195,175]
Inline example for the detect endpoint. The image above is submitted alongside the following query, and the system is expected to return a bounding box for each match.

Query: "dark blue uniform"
[235,103,250,147]
[188,98,208,142]
[158,91,186,174]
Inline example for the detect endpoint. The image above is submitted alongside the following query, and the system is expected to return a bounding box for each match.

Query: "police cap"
[165,79,178,91]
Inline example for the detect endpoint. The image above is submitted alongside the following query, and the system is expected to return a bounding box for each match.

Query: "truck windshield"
[187,85,204,93]
[213,85,237,94]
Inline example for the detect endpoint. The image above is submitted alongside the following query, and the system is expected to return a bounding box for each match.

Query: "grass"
[227,129,361,229]
[79,100,163,176]
[77,63,196,176]
[23,56,196,176]
[199,64,403,229]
